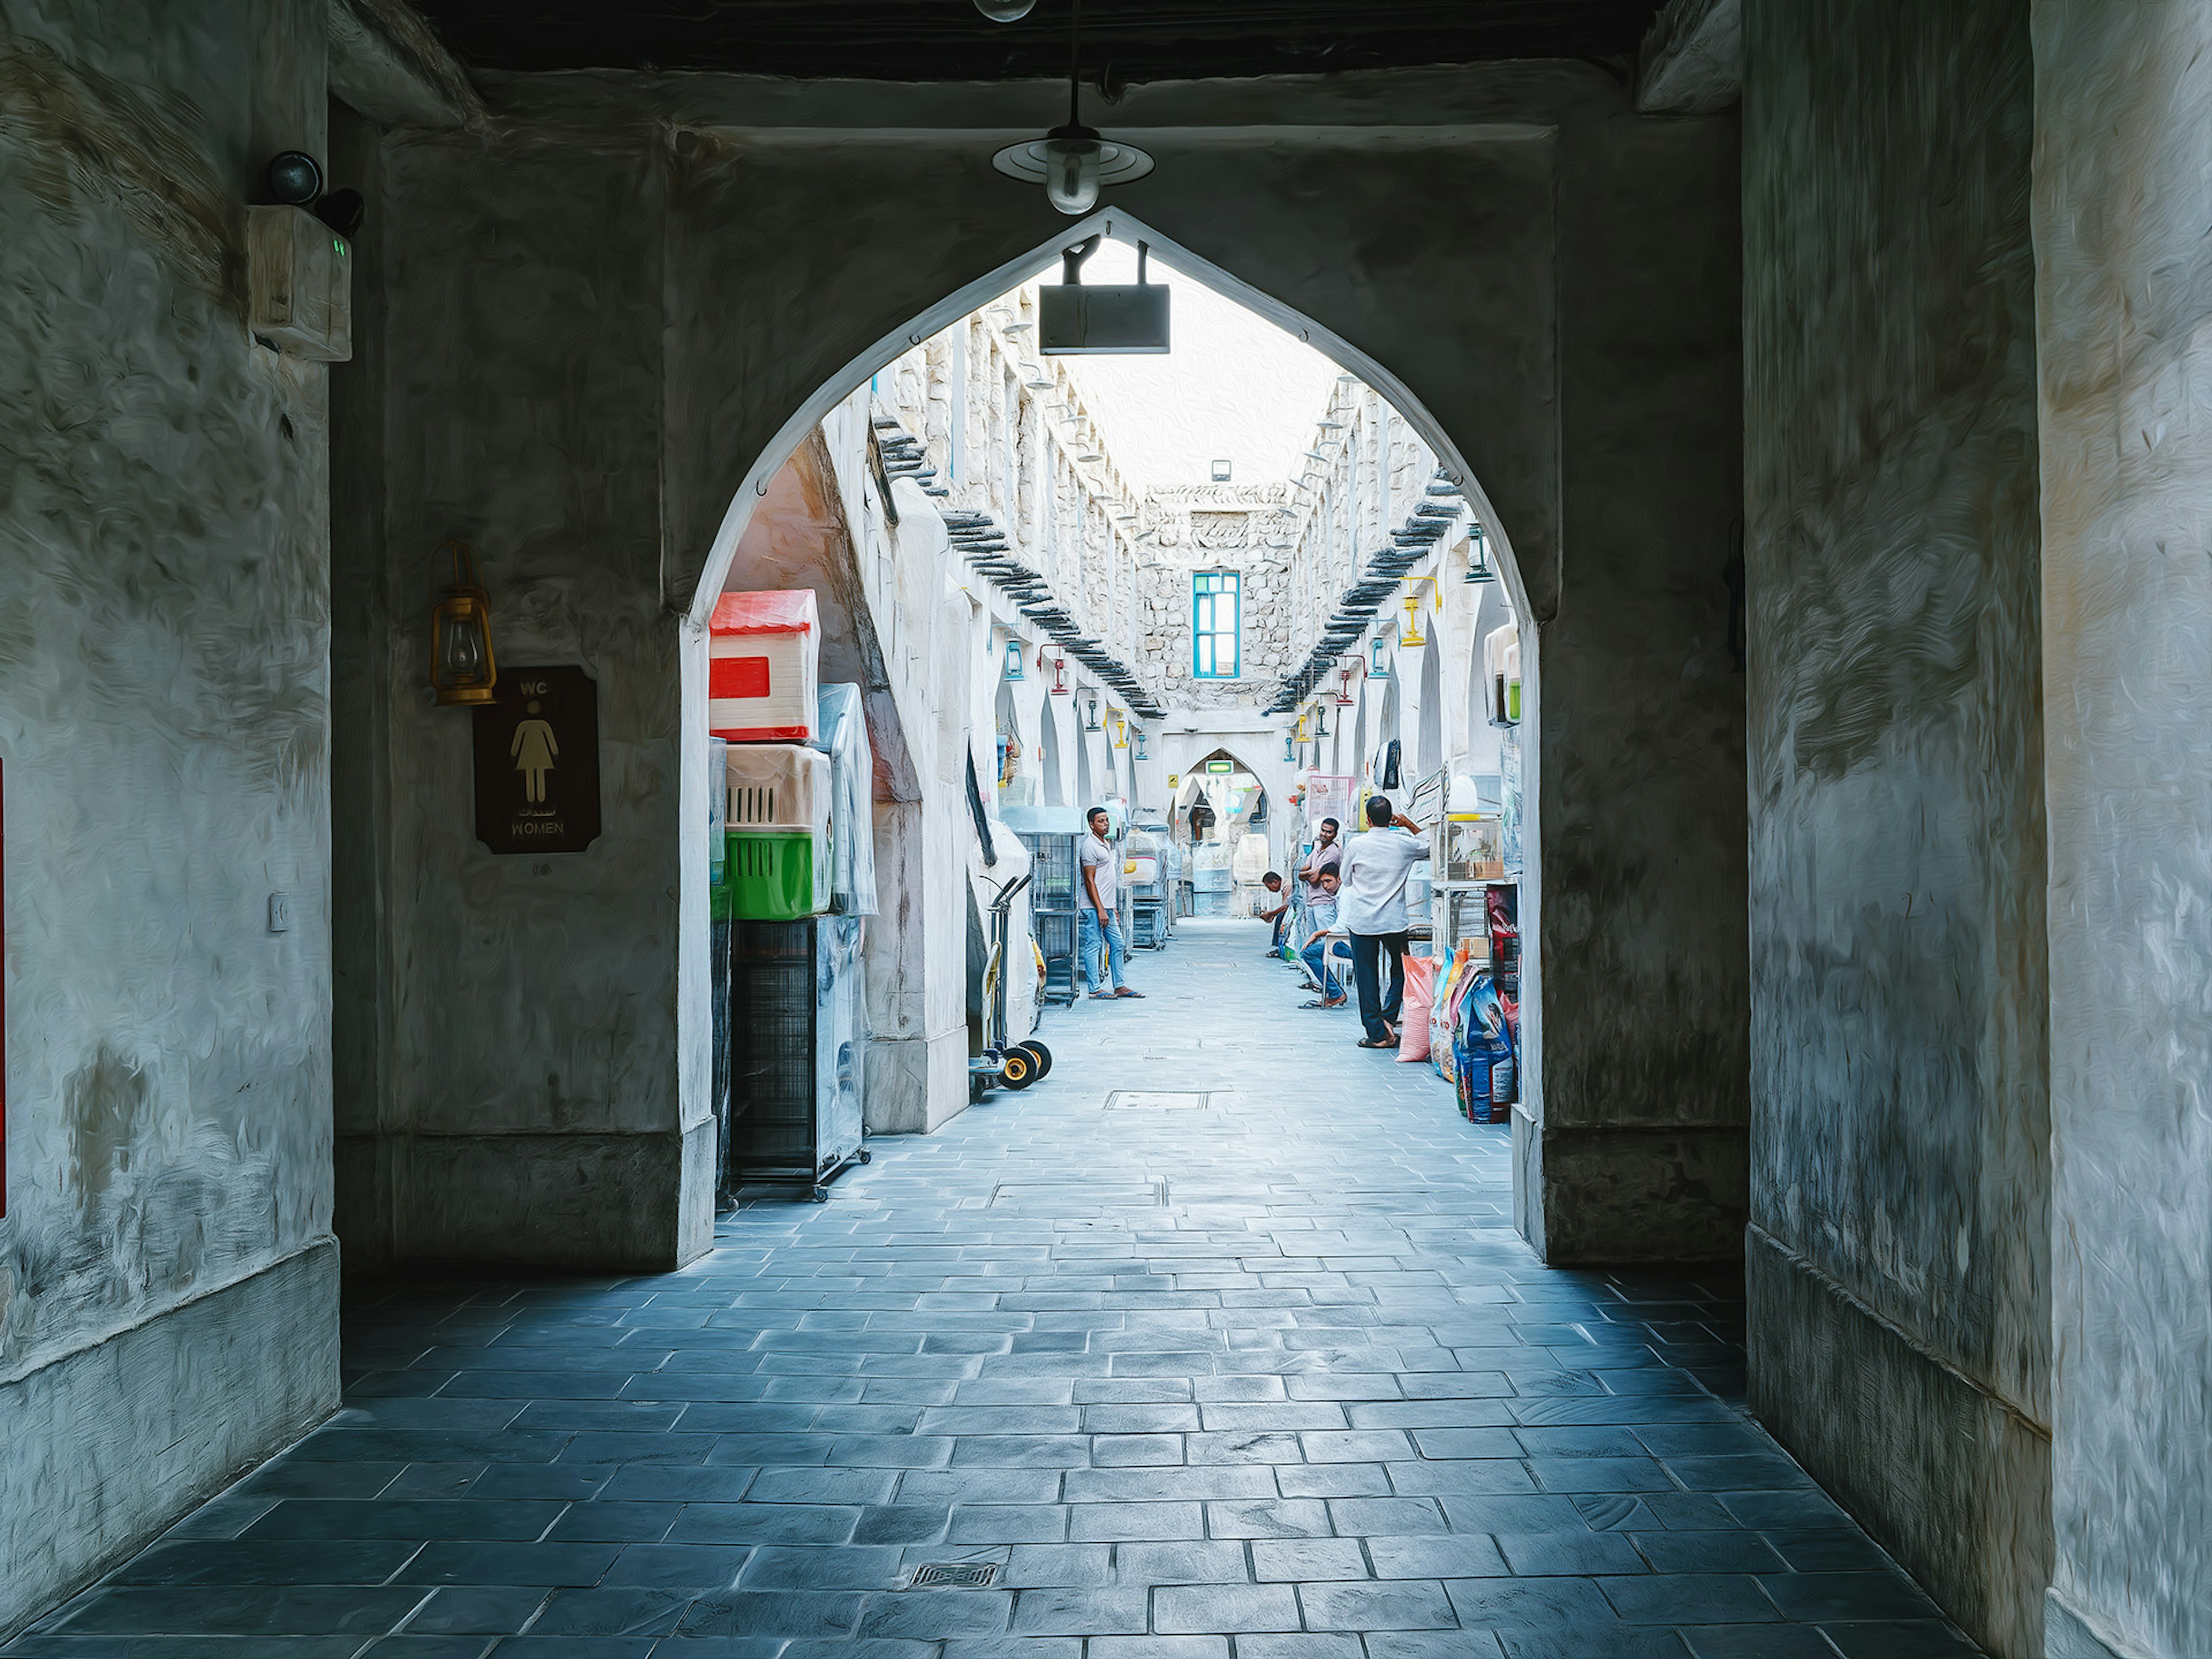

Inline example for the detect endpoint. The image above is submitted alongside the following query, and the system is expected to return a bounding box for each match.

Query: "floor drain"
[1105,1090,1210,1109]
[908,1562,1001,1589]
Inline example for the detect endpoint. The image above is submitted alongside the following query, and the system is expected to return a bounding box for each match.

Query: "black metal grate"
[1018,831,1079,909]
[908,1562,1000,1589]
[730,919,817,1173]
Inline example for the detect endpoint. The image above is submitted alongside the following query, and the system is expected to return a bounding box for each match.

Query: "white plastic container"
[725,741,831,836]
[710,589,819,743]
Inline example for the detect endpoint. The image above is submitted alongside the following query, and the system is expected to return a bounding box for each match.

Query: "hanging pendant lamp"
[992,0,1154,215]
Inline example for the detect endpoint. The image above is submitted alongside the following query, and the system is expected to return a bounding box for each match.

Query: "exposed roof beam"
[1635,0,1739,114]
[328,0,483,129]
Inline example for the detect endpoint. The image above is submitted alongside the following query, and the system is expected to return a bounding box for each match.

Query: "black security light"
[991,0,1153,216]
[266,150,323,204]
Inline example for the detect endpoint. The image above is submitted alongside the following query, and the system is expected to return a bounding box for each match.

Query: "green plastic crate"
[721,828,828,921]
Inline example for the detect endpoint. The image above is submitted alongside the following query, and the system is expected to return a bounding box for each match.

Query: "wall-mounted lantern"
[1004,637,1026,680]
[1111,711,1128,748]
[1049,654,1071,695]
[1313,703,1331,739]
[1369,634,1393,679]
[1400,586,1429,647]
[1134,726,1149,760]
[1336,662,1358,706]
[1085,692,1102,732]
[430,539,498,705]
[1465,522,1498,585]
[1294,711,1310,744]
[1282,730,1297,764]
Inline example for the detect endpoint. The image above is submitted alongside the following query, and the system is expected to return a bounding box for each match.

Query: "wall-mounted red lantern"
[1048,654,1071,695]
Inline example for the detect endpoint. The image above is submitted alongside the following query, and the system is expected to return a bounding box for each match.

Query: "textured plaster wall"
[1743,3,2049,1654]
[1521,78,1745,1263]
[0,0,338,1628]
[2034,4,2212,1653]
[334,113,713,1267]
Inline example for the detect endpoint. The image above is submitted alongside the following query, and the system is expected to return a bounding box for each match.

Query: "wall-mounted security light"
[1211,459,1232,482]
[1037,234,1170,355]
[266,150,323,204]
[991,0,1153,215]
[429,540,498,705]
[1004,637,1026,679]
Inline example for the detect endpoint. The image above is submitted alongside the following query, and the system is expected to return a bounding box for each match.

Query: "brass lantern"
[430,540,498,705]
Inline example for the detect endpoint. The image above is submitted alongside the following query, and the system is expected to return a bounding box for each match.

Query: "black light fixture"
[992,0,1154,215]
[266,150,323,205]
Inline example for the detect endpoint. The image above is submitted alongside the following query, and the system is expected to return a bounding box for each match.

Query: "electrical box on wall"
[247,205,352,362]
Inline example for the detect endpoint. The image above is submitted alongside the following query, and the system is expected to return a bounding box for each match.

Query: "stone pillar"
[2035,5,2212,1655]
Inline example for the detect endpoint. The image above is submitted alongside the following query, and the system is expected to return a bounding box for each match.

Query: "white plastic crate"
[726,742,831,836]
[710,589,819,743]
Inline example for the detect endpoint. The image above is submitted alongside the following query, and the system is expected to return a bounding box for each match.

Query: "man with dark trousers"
[1335,794,1430,1048]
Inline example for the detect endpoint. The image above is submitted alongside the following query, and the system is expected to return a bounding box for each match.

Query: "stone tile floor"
[9,919,1984,1658]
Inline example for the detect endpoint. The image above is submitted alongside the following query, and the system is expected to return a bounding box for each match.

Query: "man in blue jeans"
[1298,868,1349,1009]
[1078,805,1141,999]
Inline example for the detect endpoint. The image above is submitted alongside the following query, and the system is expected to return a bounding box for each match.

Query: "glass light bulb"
[974,0,1036,16]
[441,614,483,679]
[1044,135,1102,215]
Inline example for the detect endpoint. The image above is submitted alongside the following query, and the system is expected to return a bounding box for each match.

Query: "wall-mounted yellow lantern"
[1294,711,1310,743]
[1400,585,1429,648]
[430,540,498,705]
[1110,710,1128,748]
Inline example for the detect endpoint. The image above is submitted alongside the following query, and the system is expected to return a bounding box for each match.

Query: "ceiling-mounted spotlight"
[991,0,1153,215]
[974,0,1037,19]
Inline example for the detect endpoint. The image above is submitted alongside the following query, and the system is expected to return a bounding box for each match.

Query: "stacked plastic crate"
[709,590,864,1196]
[1002,804,1083,1006]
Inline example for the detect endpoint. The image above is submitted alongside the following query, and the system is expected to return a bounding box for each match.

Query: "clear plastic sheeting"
[815,683,878,916]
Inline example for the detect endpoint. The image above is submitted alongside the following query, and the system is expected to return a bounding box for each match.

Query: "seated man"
[1255,870,1291,954]
[1298,869,1350,1008]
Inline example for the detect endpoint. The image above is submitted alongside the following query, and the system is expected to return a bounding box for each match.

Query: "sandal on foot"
[1113,988,1145,998]
[1356,1036,1395,1048]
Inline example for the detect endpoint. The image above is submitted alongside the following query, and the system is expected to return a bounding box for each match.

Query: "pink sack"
[1398,953,1437,1062]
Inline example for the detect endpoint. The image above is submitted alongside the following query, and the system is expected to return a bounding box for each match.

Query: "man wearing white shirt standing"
[1078,805,1141,999]
[1335,794,1431,1047]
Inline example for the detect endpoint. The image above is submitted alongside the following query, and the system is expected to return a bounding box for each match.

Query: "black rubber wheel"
[999,1048,1035,1089]
[858,1147,872,1164]
[1016,1041,1053,1079]
[810,1187,828,1203]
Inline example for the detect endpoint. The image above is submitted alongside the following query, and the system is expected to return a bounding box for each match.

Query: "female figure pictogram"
[512,700,559,803]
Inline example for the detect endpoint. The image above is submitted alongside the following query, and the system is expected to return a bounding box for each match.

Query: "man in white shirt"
[1335,794,1431,1047]
[1078,806,1140,999]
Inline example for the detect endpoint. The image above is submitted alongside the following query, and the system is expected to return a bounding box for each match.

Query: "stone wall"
[2034,4,2212,1654]
[1138,491,1296,711]
[1741,3,2049,1654]
[0,0,339,1630]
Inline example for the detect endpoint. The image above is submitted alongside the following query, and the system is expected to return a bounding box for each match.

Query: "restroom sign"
[473,665,601,854]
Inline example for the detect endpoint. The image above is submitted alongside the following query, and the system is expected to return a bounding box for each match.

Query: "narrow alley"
[11,923,1974,1659]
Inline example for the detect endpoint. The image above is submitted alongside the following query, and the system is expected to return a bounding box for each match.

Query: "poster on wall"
[472,666,602,854]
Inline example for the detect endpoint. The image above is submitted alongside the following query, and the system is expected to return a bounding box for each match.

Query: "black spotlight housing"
[266,151,323,206]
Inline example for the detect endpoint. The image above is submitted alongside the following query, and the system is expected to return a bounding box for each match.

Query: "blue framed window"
[1193,571,1241,679]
